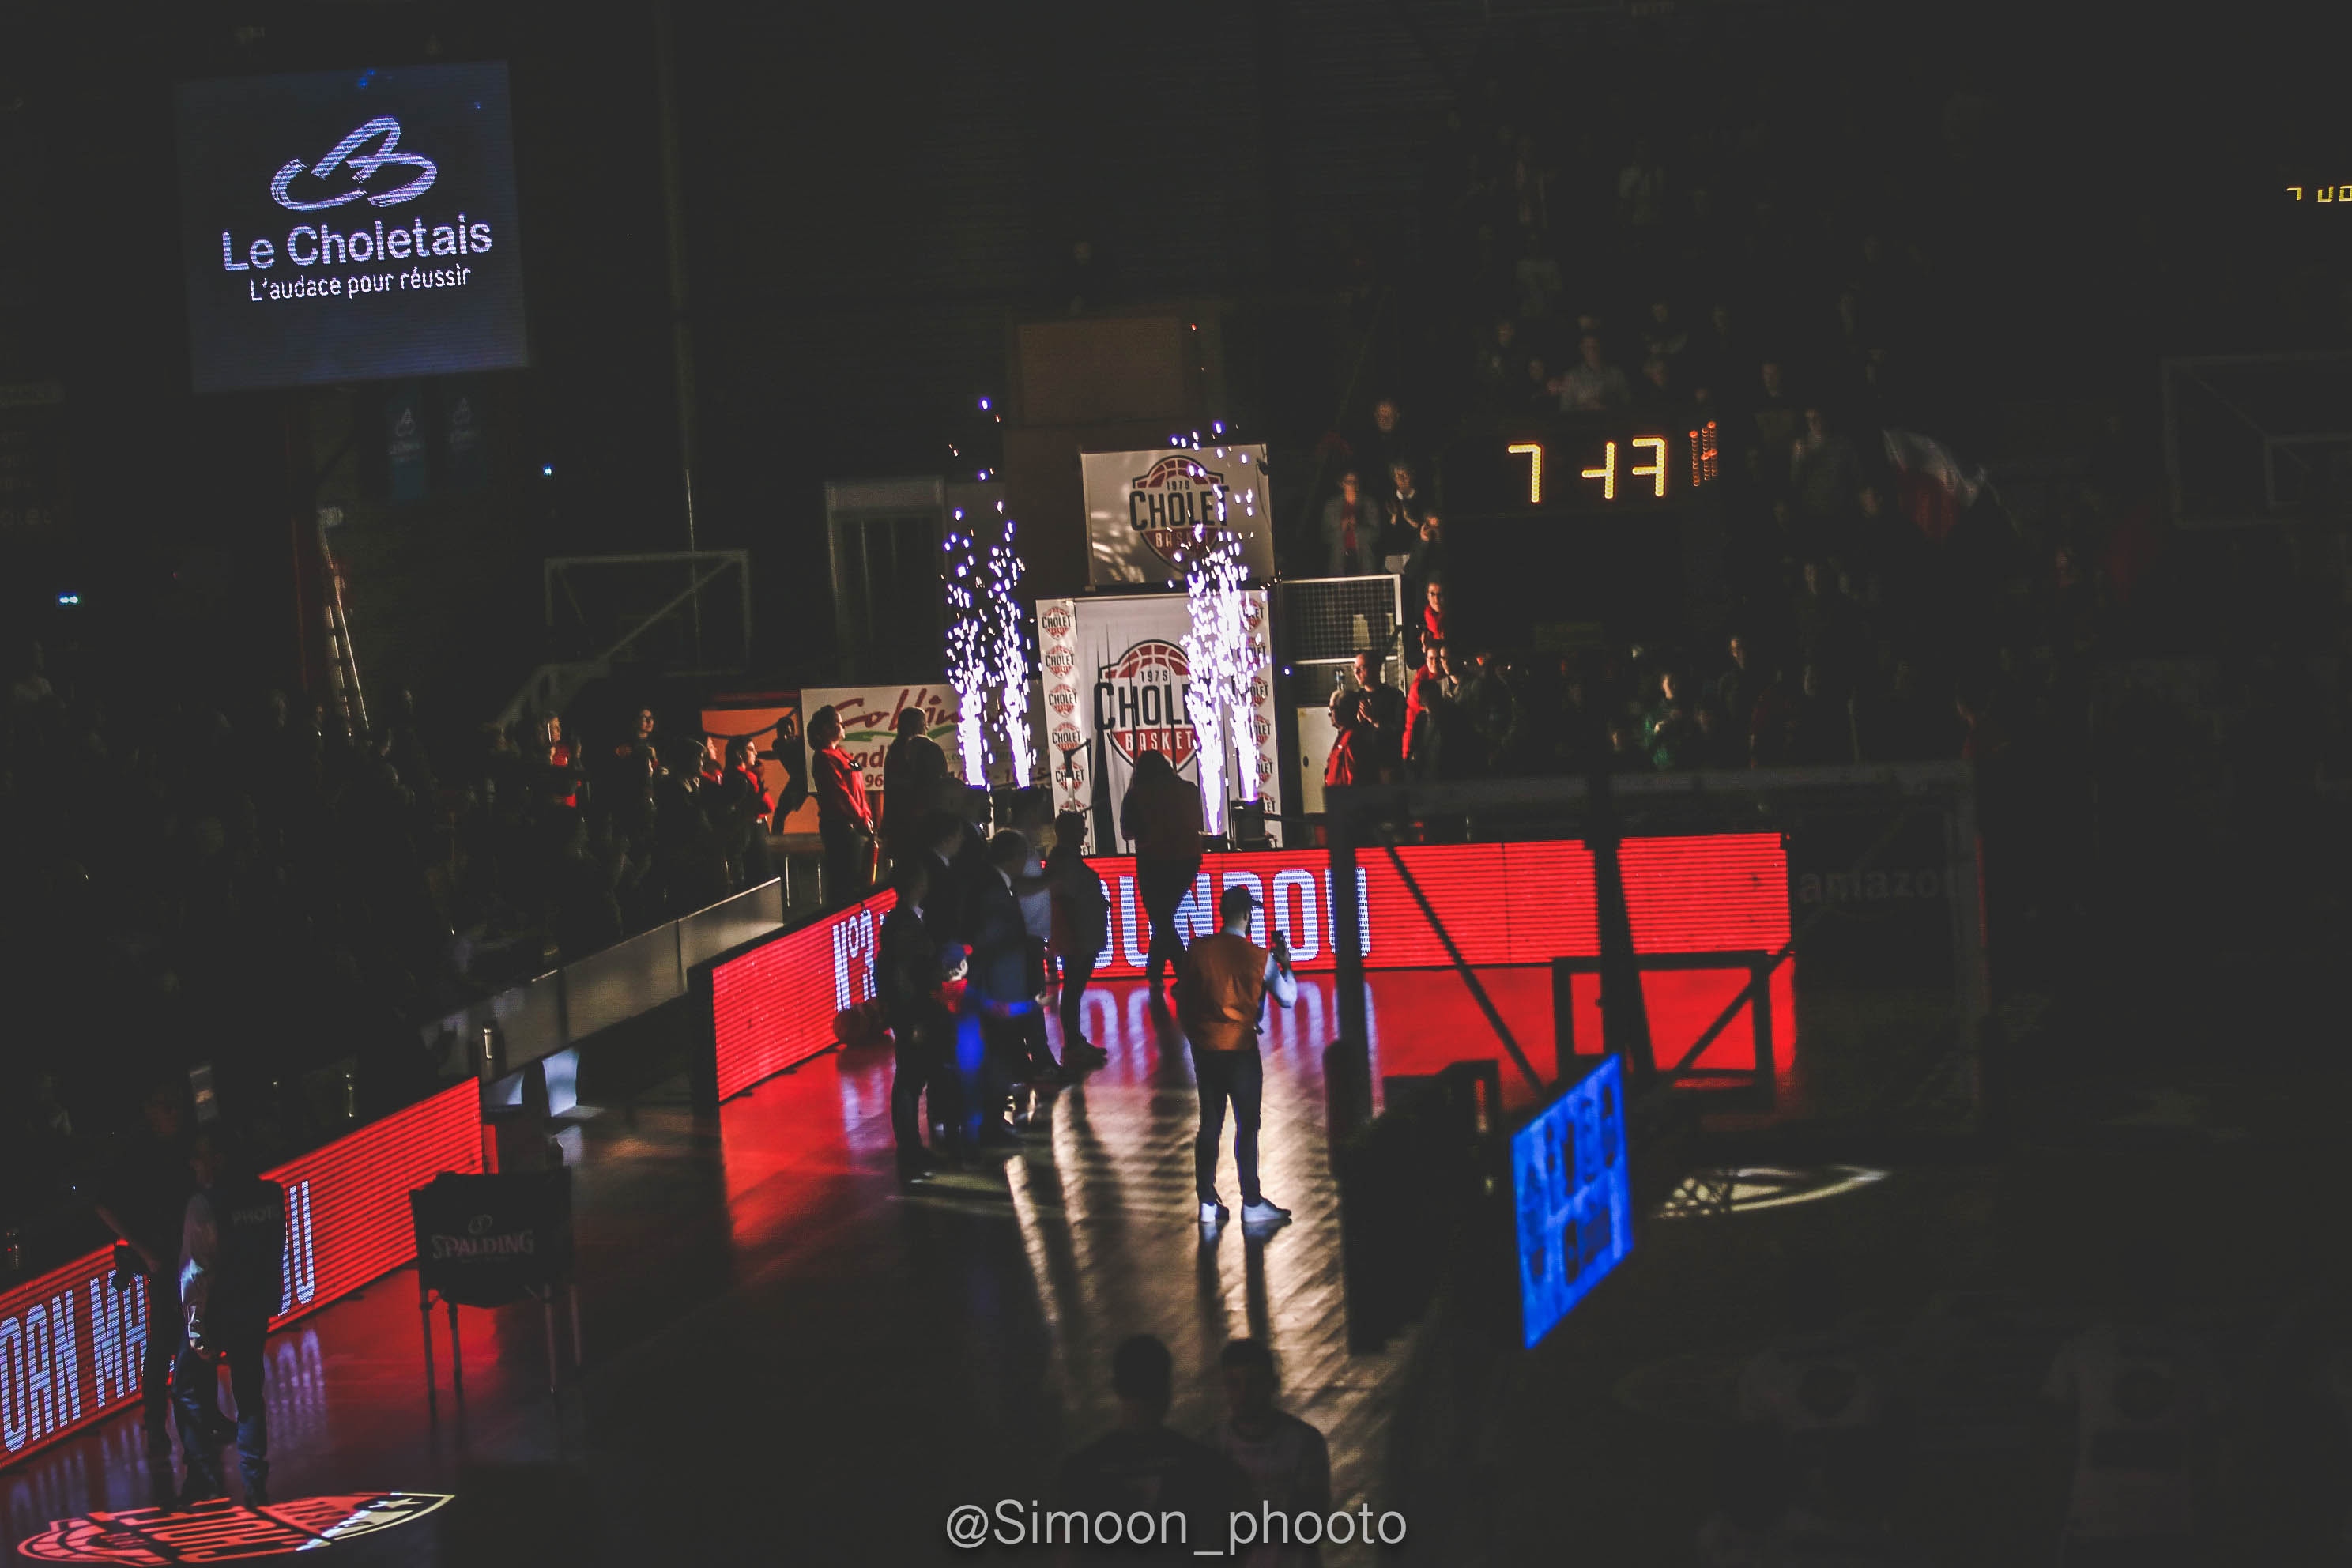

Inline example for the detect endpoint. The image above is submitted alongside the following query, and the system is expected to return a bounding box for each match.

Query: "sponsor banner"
[174,62,528,394]
[1786,814,1959,989]
[1082,446,1273,588]
[0,1081,481,1469]
[699,833,1790,1102]
[798,684,963,817]
[1050,592,1286,851]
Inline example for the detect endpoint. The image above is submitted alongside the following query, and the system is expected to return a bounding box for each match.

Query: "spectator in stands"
[1714,634,1761,747]
[541,714,579,811]
[1618,138,1669,231]
[1459,650,1517,768]
[1362,397,1419,484]
[880,707,948,867]
[1558,333,1632,412]
[1402,515,1450,635]
[1524,355,1556,413]
[1642,298,1690,365]
[1404,665,1448,781]
[1206,1339,1332,1565]
[1605,720,1649,772]
[1789,665,1854,764]
[713,737,775,890]
[1121,752,1204,993]
[1749,361,1804,490]
[1321,471,1378,577]
[1751,665,1802,766]
[1634,355,1680,415]
[1382,462,1430,566]
[1056,1336,1253,1558]
[1353,652,1407,774]
[1420,579,1448,663]
[1472,317,1529,409]
[1324,689,1372,792]
[807,706,875,908]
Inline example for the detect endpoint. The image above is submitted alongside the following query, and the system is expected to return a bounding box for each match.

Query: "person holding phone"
[1176,884,1297,1227]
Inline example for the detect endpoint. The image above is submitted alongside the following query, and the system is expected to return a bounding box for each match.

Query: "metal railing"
[424,879,786,1102]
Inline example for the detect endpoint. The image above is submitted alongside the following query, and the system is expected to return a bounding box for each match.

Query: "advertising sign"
[700,888,898,1105]
[1037,594,1283,851]
[697,833,1792,1106]
[174,62,529,393]
[1513,1054,1632,1349]
[798,684,964,822]
[1081,446,1273,587]
[0,1080,481,1470]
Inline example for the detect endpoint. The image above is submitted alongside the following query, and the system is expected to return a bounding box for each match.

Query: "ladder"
[317,521,369,736]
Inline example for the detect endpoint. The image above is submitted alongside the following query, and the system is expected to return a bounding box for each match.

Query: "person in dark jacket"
[92,1080,224,1504]
[172,1128,286,1508]
[1120,753,1204,991]
[880,859,955,1179]
[1046,810,1112,1068]
[959,831,1036,1146]
[880,707,948,872]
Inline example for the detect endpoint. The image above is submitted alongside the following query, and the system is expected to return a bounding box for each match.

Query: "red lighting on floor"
[0,1084,481,1472]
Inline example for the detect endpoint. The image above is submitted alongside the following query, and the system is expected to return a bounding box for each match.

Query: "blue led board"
[1512,1054,1632,1349]
[174,63,528,393]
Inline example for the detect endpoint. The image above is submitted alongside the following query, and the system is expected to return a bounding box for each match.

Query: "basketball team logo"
[1039,605,1074,640]
[1125,456,1232,572]
[1046,684,1078,718]
[1093,639,1194,770]
[17,1493,453,1564]
[1042,645,1076,678]
[1051,721,1082,752]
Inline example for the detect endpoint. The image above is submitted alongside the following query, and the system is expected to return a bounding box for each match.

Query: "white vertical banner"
[1043,590,1284,852]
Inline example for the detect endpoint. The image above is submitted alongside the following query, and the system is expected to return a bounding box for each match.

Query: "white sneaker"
[1240,1198,1291,1225]
[1199,1198,1230,1224]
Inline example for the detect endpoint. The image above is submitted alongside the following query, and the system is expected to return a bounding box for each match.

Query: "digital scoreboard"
[1439,413,1725,643]
[1448,414,1718,516]
[173,62,528,393]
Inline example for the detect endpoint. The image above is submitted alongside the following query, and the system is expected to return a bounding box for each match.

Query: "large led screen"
[174,63,527,393]
[1513,1054,1631,1349]
[697,835,1791,1106]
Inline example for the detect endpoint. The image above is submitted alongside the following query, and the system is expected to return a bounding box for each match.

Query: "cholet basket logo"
[270,117,439,212]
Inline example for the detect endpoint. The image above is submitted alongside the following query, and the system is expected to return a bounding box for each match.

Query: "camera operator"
[90,1079,224,1505]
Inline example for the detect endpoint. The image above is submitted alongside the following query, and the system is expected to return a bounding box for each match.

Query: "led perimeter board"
[1512,1054,1631,1349]
[174,62,527,393]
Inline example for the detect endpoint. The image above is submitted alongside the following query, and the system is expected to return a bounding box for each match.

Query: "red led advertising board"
[0,1080,481,1470]
[700,835,1789,1103]
[703,889,898,1104]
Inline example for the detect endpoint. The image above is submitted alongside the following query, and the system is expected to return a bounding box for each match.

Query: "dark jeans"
[820,819,873,908]
[172,1326,267,1497]
[138,1271,182,1463]
[1192,1044,1264,1204]
[956,1008,1025,1144]
[890,1017,948,1159]
[1057,947,1098,1047]
[1136,858,1200,981]
[1021,938,1057,1071]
